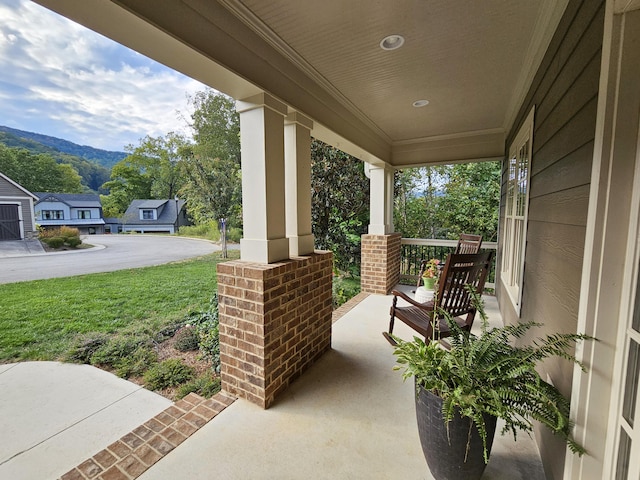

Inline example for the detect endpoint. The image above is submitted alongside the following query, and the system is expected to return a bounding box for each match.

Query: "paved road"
[0,235,220,284]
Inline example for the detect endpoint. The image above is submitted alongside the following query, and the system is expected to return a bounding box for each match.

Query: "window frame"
[141,209,155,220]
[42,210,64,220]
[501,107,534,315]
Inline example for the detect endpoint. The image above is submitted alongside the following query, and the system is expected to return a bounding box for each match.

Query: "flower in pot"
[421,258,440,290]
[392,293,592,480]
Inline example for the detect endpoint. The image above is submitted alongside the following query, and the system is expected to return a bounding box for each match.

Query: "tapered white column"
[368,164,395,234]
[285,112,315,256]
[237,93,289,263]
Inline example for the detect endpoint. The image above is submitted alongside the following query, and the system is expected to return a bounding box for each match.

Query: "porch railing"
[400,238,498,290]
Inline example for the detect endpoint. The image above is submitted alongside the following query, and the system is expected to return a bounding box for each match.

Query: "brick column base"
[217,251,333,408]
[361,233,401,294]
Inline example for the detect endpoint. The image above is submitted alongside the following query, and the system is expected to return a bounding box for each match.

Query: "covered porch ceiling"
[35,0,568,168]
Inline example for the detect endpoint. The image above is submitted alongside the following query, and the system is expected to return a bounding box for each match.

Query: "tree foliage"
[179,155,241,225]
[188,90,240,164]
[179,90,241,226]
[0,144,83,193]
[394,162,500,241]
[311,139,369,275]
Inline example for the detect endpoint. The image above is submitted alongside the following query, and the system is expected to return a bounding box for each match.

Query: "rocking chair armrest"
[391,290,434,310]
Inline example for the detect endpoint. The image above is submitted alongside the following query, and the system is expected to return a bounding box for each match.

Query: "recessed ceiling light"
[380,34,405,51]
[413,100,430,107]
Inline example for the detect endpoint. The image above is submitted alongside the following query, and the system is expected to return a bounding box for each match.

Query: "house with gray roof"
[0,172,38,240]
[34,192,105,235]
[121,199,189,234]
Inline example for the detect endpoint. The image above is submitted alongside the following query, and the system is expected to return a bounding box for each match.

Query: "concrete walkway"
[0,239,45,257]
[0,362,171,480]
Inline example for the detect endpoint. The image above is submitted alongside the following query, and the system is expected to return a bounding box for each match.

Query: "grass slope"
[0,252,231,362]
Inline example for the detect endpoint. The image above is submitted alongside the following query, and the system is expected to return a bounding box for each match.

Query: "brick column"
[361,233,401,294]
[217,252,333,408]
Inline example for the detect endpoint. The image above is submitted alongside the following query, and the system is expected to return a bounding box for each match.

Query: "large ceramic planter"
[415,384,497,480]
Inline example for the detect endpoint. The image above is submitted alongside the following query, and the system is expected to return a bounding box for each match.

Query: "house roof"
[34,193,102,208]
[0,172,39,200]
[138,200,168,209]
[33,0,571,168]
[122,199,186,225]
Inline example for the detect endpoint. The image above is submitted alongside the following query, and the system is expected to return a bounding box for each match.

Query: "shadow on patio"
[137,292,546,480]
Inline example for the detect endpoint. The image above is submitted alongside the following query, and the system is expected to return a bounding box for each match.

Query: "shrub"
[90,335,150,367]
[332,275,361,308]
[66,336,108,363]
[186,295,220,372]
[39,226,82,248]
[44,237,64,248]
[174,325,200,352]
[227,227,242,243]
[154,323,184,343]
[176,373,221,399]
[178,222,220,242]
[57,226,80,238]
[143,359,195,390]
[114,347,158,378]
[65,236,82,248]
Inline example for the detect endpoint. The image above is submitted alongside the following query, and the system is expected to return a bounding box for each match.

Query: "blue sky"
[0,0,207,152]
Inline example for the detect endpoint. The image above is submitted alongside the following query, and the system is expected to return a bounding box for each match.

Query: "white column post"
[284,112,315,256]
[368,164,395,234]
[236,93,289,263]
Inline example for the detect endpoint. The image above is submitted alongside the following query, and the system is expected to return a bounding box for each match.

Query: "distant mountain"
[0,127,115,192]
[0,125,126,169]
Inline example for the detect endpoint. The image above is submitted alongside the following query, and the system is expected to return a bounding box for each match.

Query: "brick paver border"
[332,292,370,324]
[59,391,236,480]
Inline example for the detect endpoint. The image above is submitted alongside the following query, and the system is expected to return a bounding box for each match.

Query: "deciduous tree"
[0,144,83,193]
[311,139,369,275]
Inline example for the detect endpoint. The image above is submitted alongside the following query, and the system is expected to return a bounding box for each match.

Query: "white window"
[42,210,64,220]
[77,210,91,219]
[141,209,155,220]
[501,107,534,315]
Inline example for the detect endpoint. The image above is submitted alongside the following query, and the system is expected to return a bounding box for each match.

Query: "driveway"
[0,235,220,284]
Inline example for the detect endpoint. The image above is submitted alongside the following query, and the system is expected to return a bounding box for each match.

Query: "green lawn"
[0,251,236,362]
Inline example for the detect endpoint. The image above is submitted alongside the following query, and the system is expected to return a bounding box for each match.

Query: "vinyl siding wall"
[0,177,36,238]
[497,1,605,478]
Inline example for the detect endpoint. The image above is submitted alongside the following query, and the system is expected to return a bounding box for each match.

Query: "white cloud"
[0,0,208,151]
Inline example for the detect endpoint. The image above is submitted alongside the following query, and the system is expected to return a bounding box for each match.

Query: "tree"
[436,162,501,241]
[178,90,242,227]
[100,163,153,217]
[393,162,500,242]
[179,153,241,225]
[100,133,188,217]
[0,144,83,193]
[188,89,240,164]
[311,139,369,275]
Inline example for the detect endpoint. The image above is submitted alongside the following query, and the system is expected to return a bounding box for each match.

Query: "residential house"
[121,199,189,234]
[0,172,38,240]
[34,1,640,478]
[34,193,105,235]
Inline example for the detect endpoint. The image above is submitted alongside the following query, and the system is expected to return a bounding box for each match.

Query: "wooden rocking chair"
[416,233,482,288]
[384,251,493,346]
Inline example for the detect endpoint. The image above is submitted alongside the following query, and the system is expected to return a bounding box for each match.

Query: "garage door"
[0,204,21,240]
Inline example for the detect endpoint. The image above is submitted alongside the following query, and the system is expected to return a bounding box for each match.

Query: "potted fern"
[393,294,591,480]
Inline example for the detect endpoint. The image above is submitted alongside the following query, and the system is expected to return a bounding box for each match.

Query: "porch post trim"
[237,92,290,263]
[285,111,315,256]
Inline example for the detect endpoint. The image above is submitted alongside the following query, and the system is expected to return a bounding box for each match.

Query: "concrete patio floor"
[138,292,546,479]
[1,292,547,479]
